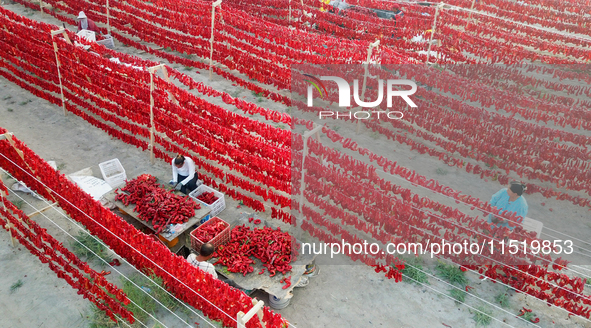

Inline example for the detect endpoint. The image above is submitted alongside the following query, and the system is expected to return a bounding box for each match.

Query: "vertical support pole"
[425,3,443,65]
[0,151,16,248]
[147,64,165,164]
[465,0,477,29]
[160,66,179,105]
[50,30,67,116]
[39,0,43,14]
[107,0,111,34]
[0,188,15,248]
[209,0,223,80]
[298,138,309,217]
[149,71,155,164]
[237,300,266,328]
[357,40,380,134]
[298,124,323,217]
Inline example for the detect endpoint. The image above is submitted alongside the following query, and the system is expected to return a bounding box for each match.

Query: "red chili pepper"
[530,318,539,323]
[465,285,475,292]
[522,307,532,313]
[282,276,291,289]
[253,219,261,225]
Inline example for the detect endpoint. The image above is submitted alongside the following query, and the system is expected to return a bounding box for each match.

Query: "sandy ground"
[1,2,591,328]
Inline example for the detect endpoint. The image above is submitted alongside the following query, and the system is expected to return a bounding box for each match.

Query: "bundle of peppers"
[193,220,228,243]
[213,225,294,277]
[115,174,199,233]
[196,191,219,205]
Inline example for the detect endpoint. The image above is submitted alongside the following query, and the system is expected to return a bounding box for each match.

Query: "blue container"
[200,215,211,225]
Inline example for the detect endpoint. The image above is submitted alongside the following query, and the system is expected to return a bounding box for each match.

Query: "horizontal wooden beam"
[51,28,66,36]
[0,132,13,140]
[26,202,58,218]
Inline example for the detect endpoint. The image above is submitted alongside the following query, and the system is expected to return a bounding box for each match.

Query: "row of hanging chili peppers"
[292,134,591,318]
[0,7,294,214]
[0,182,135,324]
[0,128,288,327]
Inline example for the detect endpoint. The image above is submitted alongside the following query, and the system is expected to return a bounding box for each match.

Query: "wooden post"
[50,30,67,116]
[357,40,380,134]
[160,66,179,105]
[106,0,111,34]
[299,124,323,217]
[150,72,155,164]
[237,299,265,328]
[148,64,165,164]
[425,3,443,65]
[0,172,16,248]
[0,182,16,248]
[39,0,43,14]
[465,0,477,29]
[209,0,223,80]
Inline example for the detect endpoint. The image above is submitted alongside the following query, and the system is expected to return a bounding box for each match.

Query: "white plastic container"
[99,158,126,188]
[269,293,292,309]
[189,185,226,217]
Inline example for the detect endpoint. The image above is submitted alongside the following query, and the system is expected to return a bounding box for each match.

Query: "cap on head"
[78,11,87,19]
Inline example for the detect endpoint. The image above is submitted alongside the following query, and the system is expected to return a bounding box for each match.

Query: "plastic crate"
[190,217,230,251]
[189,185,226,217]
[99,158,126,188]
[96,34,115,49]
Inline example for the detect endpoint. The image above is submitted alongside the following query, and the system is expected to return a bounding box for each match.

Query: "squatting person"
[169,154,199,195]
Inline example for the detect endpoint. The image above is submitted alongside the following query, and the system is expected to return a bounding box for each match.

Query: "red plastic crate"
[190,217,230,252]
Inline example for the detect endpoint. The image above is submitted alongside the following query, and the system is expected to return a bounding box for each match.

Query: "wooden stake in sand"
[465,0,477,29]
[107,0,111,34]
[209,0,223,80]
[0,185,16,248]
[357,39,380,134]
[425,3,444,65]
[148,64,165,164]
[298,124,323,219]
[50,29,71,116]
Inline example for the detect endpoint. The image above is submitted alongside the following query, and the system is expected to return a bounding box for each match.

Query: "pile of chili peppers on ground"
[115,174,199,233]
[214,225,294,277]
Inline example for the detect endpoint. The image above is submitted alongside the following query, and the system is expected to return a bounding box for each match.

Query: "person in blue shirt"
[488,181,528,231]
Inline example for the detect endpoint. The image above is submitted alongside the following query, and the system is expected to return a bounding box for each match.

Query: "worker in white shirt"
[169,154,199,194]
[187,243,218,278]
[187,243,246,290]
